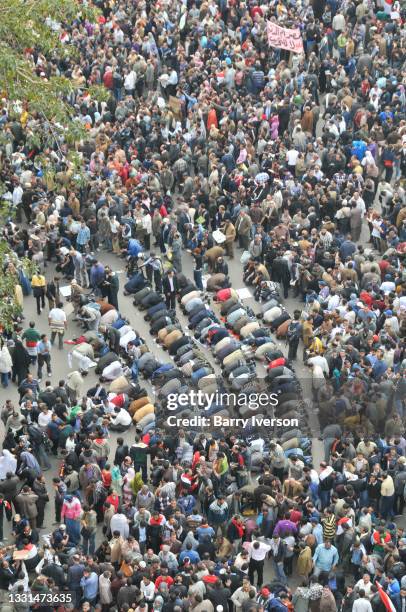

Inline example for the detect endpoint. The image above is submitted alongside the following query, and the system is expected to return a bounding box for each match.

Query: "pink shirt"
[61,499,82,520]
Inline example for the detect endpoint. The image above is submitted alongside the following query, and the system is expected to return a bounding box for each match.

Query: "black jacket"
[42,563,66,588]
[0,476,20,501]
[114,444,129,466]
[163,275,178,295]
[207,586,231,609]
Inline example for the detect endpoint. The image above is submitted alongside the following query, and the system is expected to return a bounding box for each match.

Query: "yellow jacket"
[309,337,324,354]
[31,274,46,287]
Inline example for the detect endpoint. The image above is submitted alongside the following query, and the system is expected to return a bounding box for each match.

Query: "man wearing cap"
[206,578,231,610]
[256,587,272,609]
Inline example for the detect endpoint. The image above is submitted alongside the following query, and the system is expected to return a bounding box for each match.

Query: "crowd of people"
[0,0,406,610]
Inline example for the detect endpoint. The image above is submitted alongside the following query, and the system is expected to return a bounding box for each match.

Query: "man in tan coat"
[297,542,313,577]
[224,219,236,258]
[205,245,225,272]
[110,532,125,566]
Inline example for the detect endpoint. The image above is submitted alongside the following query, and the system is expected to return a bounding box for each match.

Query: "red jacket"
[103,70,113,89]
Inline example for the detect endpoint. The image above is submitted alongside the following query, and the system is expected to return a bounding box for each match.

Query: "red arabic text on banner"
[267,22,304,54]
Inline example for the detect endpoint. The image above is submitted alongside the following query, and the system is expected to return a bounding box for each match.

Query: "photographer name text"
[166,415,299,428]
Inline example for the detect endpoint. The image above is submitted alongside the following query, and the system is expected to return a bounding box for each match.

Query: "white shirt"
[49,308,66,322]
[38,411,53,428]
[308,356,329,376]
[13,186,23,205]
[49,308,67,328]
[380,281,396,294]
[332,13,345,31]
[114,28,124,44]
[243,541,271,561]
[265,306,282,321]
[354,579,373,599]
[344,311,356,325]
[110,514,129,539]
[394,296,406,310]
[100,309,119,325]
[124,71,137,90]
[286,149,299,165]
[111,408,132,427]
[168,70,178,85]
[65,437,76,452]
[327,294,340,311]
[310,468,320,484]
[142,214,152,233]
[352,598,373,612]
[140,581,155,601]
[354,198,366,216]
[386,316,399,334]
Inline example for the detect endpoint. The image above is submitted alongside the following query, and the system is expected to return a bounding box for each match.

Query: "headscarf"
[362,150,376,167]
[130,471,144,496]
[153,595,164,611]
[124,467,135,485]
[0,450,17,479]
[0,346,12,371]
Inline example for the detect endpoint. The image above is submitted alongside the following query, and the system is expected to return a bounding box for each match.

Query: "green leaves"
[0,0,100,132]
[0,241,38,331]
[0,0,100,329]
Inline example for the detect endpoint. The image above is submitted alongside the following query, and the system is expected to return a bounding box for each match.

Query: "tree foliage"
[0,0,99,125]
[0,0,102,329]
[0,240,38,331]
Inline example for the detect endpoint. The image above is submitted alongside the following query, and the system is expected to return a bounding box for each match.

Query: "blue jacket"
[80,572,98,600]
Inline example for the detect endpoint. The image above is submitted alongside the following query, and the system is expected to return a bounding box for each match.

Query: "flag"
[375,582,396,612]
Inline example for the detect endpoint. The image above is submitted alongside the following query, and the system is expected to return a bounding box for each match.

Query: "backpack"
[287,322,300,341]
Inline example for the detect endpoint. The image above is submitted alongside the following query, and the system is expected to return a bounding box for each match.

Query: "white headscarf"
[0,449,17,479]
[362,151,376,167]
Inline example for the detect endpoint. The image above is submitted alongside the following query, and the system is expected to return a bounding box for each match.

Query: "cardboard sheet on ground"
[212,229,226,244]
[59,285,71,297]
[236,288,253,300]
[64,302,74,317]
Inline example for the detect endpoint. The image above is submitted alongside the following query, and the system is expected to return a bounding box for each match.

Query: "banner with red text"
[267,22,304,54]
